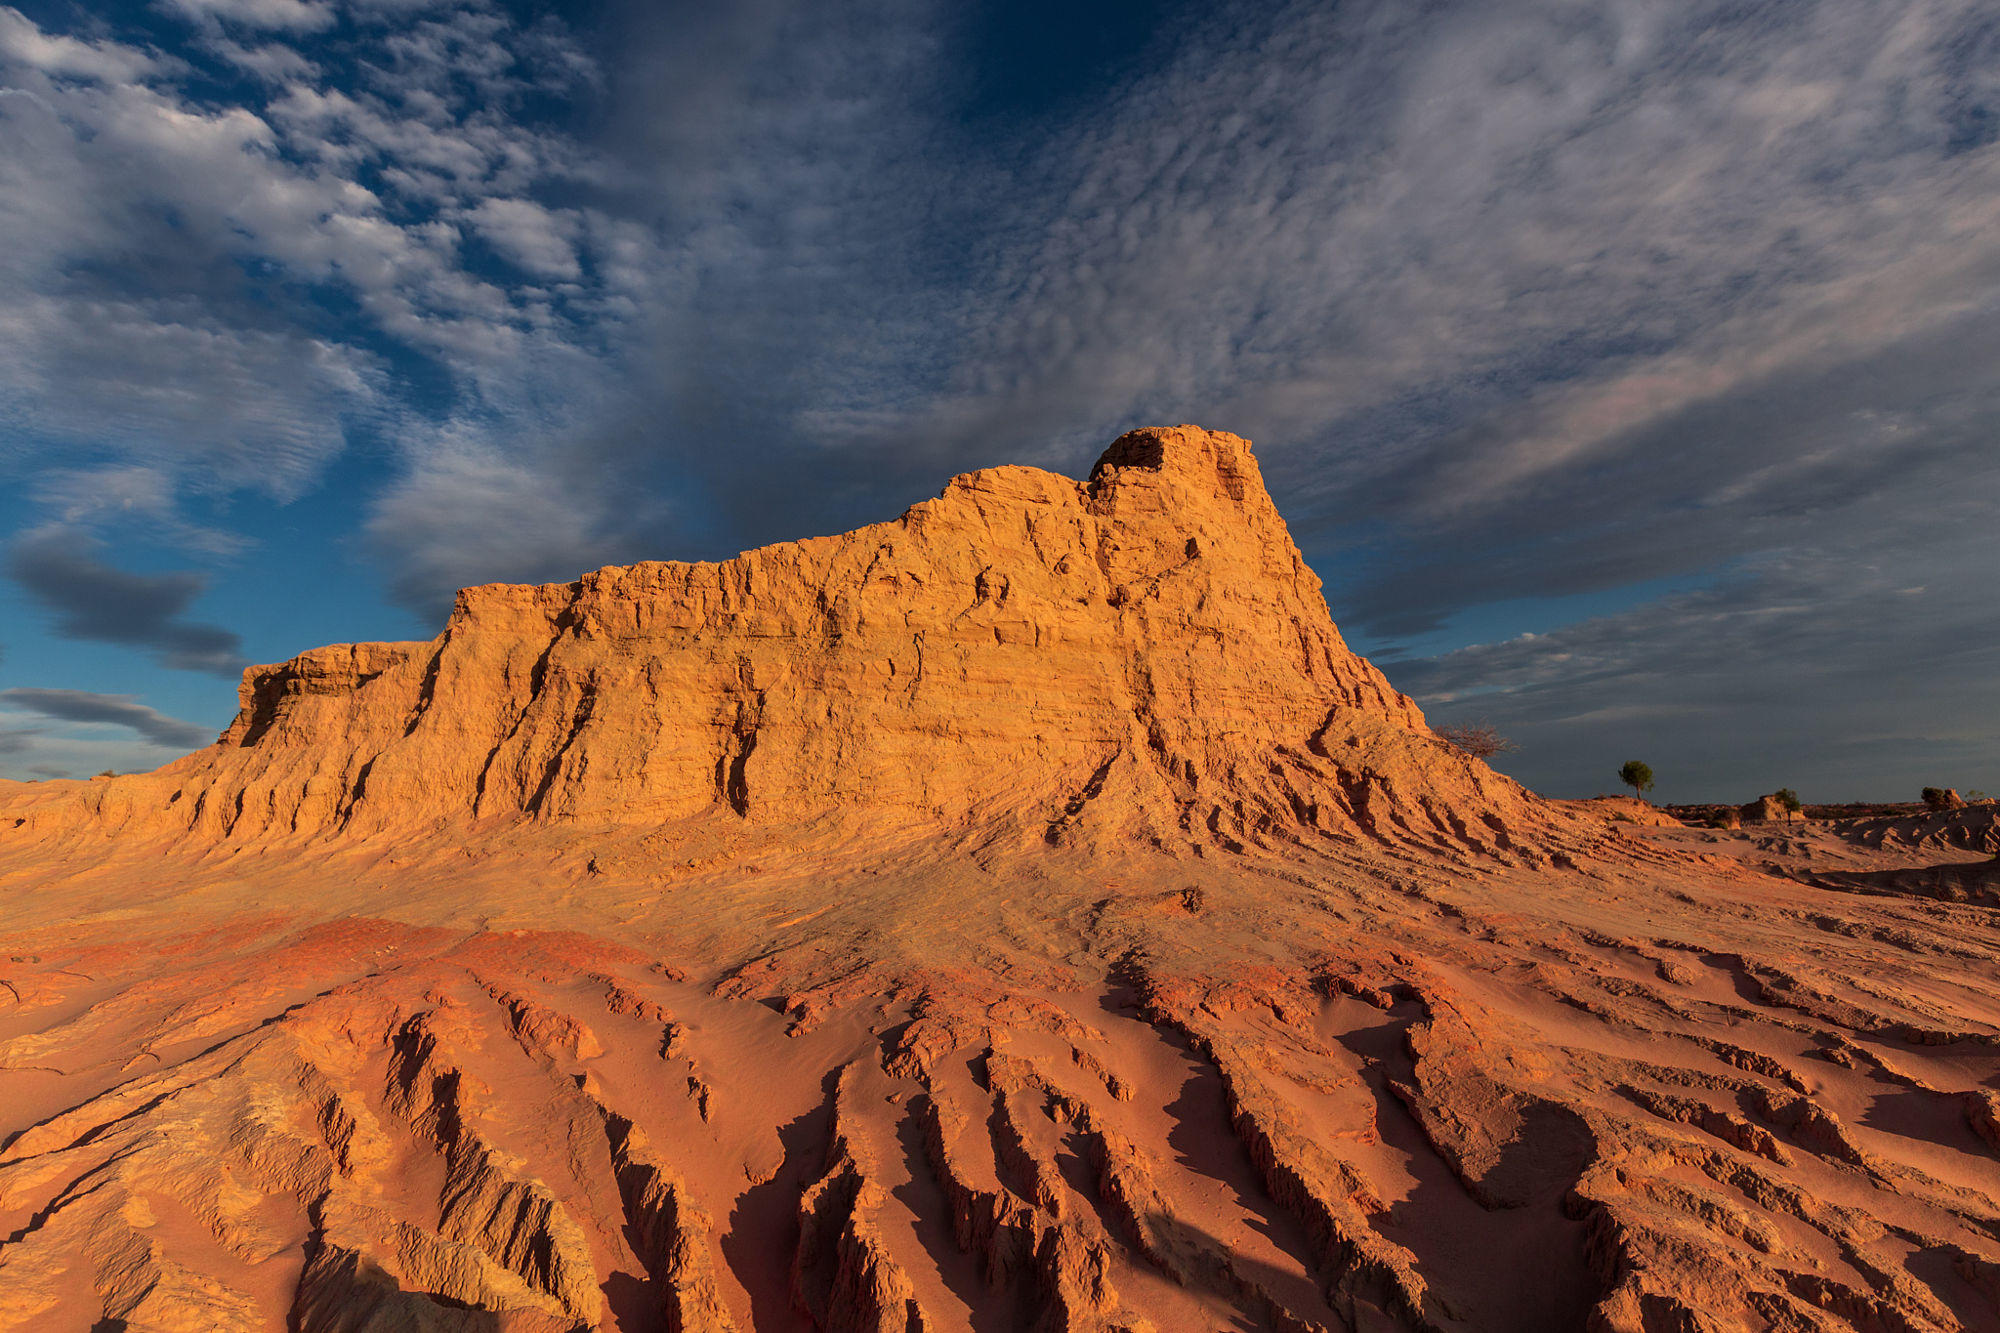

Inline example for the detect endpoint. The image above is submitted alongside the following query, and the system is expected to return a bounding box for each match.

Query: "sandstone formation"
[1849,806,1998,854]
[1740,793,1801,826]
[9,427,1576,867]
[1,427,1996,1333]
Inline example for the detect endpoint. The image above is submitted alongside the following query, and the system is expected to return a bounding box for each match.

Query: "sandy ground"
[0,803,1995,1332]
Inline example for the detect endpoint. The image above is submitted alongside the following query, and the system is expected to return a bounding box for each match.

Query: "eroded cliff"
[9,427,1573,861]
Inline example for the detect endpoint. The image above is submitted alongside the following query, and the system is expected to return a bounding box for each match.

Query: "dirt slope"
[1,427,1995,1333]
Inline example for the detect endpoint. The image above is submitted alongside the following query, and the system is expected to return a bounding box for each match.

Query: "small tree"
[1436,722,1518,759]
[1618,760,1654,799]
[1774,787,1802,823]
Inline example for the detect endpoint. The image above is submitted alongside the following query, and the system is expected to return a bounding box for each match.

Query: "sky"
[1,0,1996,803]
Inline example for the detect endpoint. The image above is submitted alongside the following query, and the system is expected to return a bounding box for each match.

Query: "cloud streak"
[1390,545,2000,803]
[6,529,247,677]
[0,688,215,750]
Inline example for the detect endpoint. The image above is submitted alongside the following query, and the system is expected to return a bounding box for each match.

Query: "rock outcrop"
[1739,793,1801,825]
[1924,787,1971,812]
[1839,805,2000,863]
[8,427,1579,861]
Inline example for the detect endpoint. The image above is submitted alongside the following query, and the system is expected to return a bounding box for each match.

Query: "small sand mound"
[1566,796,1686,828]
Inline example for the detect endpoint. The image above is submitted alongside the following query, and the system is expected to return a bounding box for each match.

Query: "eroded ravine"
[0,825,1995,1333]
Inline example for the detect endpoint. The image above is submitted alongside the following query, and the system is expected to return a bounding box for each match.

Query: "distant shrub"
[1437,722,1518,759]
[94,769,117,779]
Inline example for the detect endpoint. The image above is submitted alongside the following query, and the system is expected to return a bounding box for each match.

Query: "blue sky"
[2,0,1996,802]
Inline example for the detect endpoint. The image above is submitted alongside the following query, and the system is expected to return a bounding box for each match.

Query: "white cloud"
[363,426,637,611]
[29,464,247,556]
[160,0,336,35]
[267,84,510,182]
[0,294,378,498]
[203,36,316,84]
[465,197,582,279]
[0,7,157,83]
[815,0,1999,514]
[0,0,665,575]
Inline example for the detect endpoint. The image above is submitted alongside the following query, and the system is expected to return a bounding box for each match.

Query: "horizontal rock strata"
[7,427,1583,861]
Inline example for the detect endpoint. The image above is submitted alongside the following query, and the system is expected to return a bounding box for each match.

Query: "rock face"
[2,426,1997,1333]
[1739,793,1799,825]
[1925,787,1970,812]
[13,426,1569,861]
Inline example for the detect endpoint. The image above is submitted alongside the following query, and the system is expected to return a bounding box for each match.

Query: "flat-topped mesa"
[7,426,1585,859]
